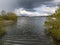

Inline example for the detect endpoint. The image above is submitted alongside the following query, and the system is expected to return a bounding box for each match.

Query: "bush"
[2,12,17,21]
[45,4,60,40]
[6,12,17,21]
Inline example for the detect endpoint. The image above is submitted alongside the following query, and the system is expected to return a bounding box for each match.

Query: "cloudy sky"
[0,0,60,16]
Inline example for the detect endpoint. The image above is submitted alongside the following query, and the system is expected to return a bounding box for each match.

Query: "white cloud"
[14,8,48,16]
[54,0,60,3]
[14,5,58,16]
[34,5,58,14]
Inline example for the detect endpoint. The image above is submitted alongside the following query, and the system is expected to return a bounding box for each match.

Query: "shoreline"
[0,20,16,37]
[0,20,15,26]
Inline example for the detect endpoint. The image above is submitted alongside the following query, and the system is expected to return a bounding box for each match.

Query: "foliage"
[45,4,60,40]
[0,11,17,36]
[4,12,17,21]
[0,26,6,36]
[0,11,17,21]
[0,15,4,20]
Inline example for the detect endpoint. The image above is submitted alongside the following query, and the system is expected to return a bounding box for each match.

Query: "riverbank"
[0,12,17,37]
[0,20,14,26]
[0,20,16,37]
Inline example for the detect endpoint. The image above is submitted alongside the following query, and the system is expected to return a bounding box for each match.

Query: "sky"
[0,0,60,16]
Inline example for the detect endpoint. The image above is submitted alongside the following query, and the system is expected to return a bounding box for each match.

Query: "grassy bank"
[0,27,6,36]
[0,12,17,37]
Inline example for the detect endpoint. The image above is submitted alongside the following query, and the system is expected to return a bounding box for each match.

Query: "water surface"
[1,17,53,45]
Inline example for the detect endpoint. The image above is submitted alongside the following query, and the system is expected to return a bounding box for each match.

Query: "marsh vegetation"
[45,4,60,45]
[0,11,17,37]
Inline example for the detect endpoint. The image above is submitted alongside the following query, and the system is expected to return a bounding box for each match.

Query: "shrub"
[6,12,17,21]
[45,4,60,40]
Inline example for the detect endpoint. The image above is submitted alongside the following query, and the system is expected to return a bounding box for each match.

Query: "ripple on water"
[1,17,53,45]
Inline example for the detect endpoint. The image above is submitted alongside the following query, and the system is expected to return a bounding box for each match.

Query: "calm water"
[0,17,53,45]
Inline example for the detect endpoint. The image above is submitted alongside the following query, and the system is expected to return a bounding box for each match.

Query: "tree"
[1,10,6,16]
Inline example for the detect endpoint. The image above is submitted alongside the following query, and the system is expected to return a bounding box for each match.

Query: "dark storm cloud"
[17,0,53,9]
[0,0,59,12]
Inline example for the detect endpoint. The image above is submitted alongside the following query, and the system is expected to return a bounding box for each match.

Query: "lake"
[0,16,53,45]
